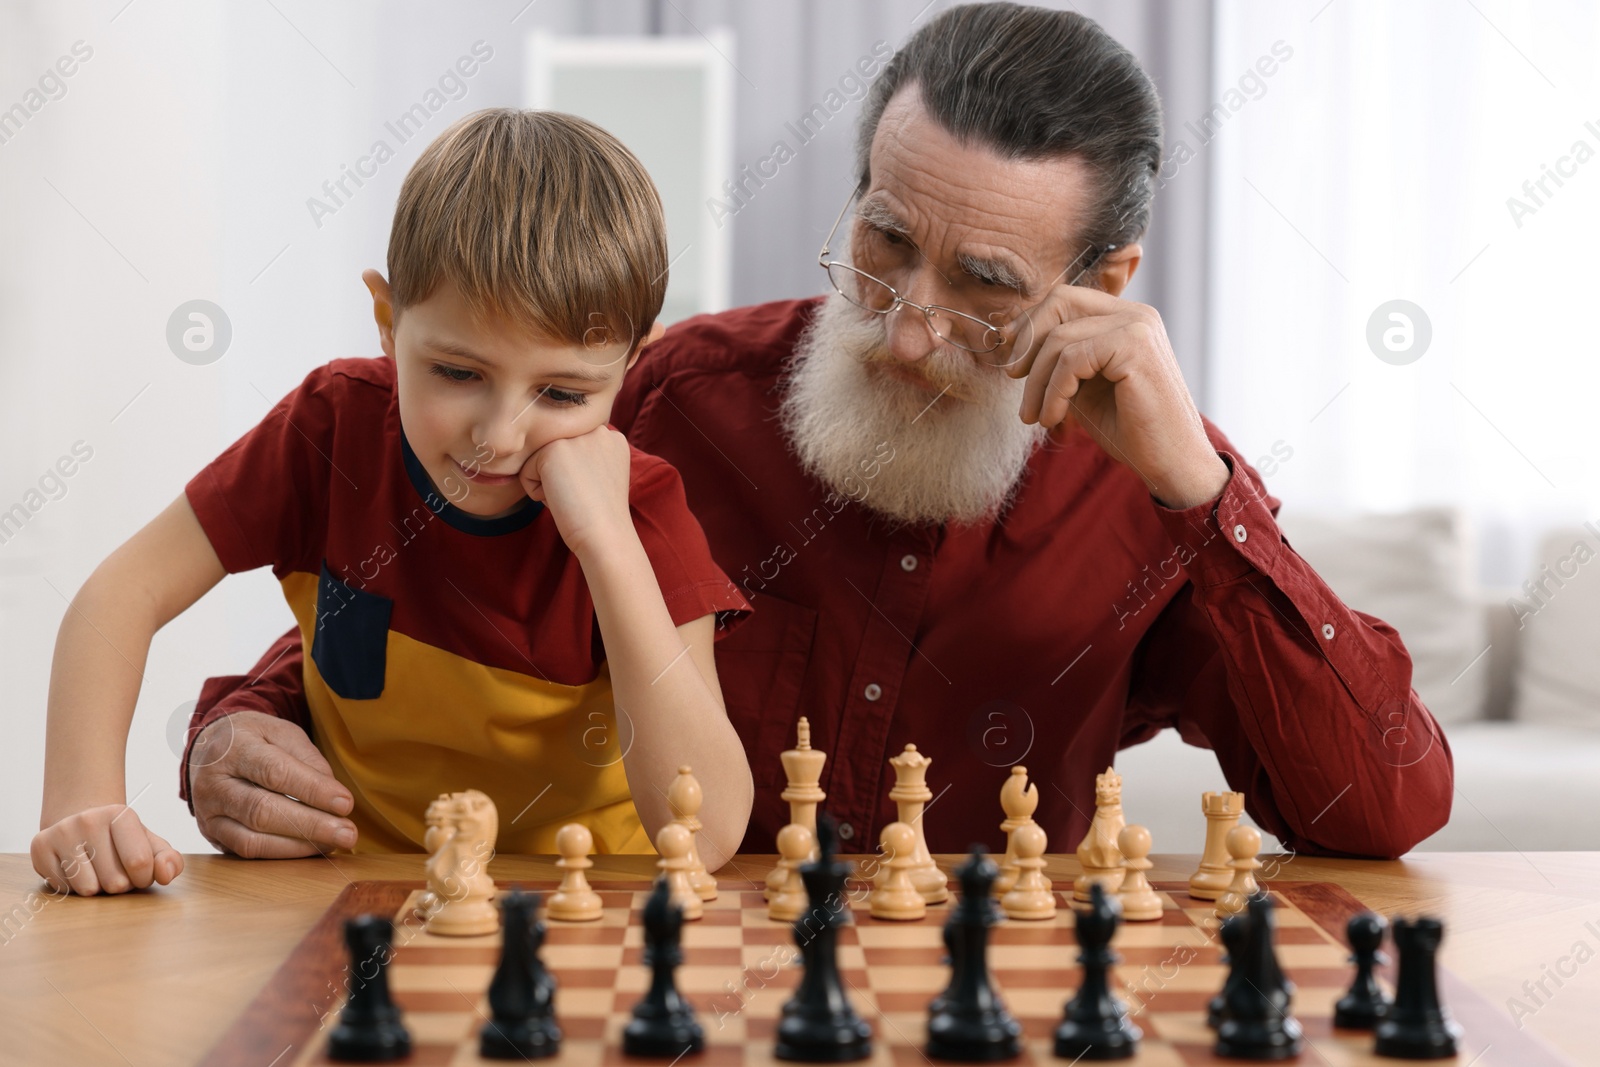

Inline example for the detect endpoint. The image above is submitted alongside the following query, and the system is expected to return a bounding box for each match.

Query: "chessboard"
[201,876,1542,1066]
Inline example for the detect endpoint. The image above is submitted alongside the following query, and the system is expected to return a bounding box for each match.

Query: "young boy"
[33,108,755,896]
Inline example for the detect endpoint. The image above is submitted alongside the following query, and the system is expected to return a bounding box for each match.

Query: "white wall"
[1,0,1212,857]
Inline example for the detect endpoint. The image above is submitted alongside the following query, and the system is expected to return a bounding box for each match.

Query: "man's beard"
[778,294,1049,528]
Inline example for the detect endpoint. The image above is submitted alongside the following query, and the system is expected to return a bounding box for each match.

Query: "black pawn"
[1334,912,1391,1030]
[480,889,561,1059]
[1206,912,1247,1030]
[1374,917,1462,1059]
[327,915,411,1062]
[1215,892,1302,1061]
[1053,882,1141,1061]
[623,877,705,1057]
[776,813,873,1062]
[926,847,1022,1061]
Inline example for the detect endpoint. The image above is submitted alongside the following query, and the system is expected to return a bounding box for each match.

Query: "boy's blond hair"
[388,108,668,351]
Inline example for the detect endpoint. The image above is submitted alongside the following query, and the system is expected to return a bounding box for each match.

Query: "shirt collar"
[399,431,543,537]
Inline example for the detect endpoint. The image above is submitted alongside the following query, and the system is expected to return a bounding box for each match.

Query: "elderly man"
[180,2,1451,861]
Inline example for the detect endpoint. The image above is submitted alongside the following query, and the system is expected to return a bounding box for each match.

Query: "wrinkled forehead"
[863,87,1097,292]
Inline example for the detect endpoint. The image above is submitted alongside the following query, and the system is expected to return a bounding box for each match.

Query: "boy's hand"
[519,424,634,558]
[31,805,183,896]
[189,711,359,859]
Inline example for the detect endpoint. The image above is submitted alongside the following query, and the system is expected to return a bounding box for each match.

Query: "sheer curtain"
[1206,0,1600,586]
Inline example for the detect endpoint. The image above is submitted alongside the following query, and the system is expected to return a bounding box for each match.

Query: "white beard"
[778,294,1049,528]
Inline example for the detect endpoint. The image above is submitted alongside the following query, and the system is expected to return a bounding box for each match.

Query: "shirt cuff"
[1151,450,1283,588]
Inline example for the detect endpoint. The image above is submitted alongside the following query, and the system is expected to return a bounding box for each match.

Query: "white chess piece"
[768,823,813,922]
[668,765,717,901]
[424,790,499,936]
[1073,766,1127,902]
[766,718,826,901]
[1215,825,1263,917]
[875,744,949,904]
[655,822,703,921]
[869,822,926,921]
[547,823,603,922]
[1115,824,1163,921]
[414,794,449,918]
[1000,822,1057,920]
[994,766,1039,897]
[1188,791,1245,901]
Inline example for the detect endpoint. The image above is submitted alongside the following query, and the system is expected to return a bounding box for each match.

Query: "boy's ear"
[626,320,667,372]
[362,269,397,358]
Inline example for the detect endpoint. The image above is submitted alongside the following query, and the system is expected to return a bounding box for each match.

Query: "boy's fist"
[520,424,634,558]
[31,805,183,896]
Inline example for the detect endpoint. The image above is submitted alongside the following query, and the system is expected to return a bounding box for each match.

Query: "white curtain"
[1207,0,1600,586]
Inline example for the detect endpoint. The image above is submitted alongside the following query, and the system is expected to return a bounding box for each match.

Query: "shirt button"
[838,822,855,841]
[863,683,883,702]
[1233,524,1248,543]
[1322,623,1336,639]
[900,554,919,572]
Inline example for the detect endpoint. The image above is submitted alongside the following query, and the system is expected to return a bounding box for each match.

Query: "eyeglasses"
[817,185,1114,368]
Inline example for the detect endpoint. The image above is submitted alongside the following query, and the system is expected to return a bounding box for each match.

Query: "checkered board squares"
[203,879,1542,1067]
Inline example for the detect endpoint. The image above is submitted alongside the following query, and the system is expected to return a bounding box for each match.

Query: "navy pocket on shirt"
[311,561,392,700]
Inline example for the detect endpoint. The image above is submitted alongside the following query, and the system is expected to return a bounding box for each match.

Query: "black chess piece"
[1334,911,1391,1030]
[1053,882,1141,1061]
[623,877,705,1057]
[480,889,561,1059]
[327,915,411,1063]
[1214,892,1303,1061]
[1374,917,1462,1059]
[926,847,1022,1061]
[1206,912,1247,1030]
[775,813,873,1062]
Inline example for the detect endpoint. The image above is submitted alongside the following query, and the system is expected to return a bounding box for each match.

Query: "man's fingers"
[203,814,327,860]
[257,715,338,778]
[218,777,356,851]
[108,809,156,888]
[236,733,354,820]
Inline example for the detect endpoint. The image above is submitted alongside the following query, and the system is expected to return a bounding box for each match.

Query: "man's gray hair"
[856,2,1165,267]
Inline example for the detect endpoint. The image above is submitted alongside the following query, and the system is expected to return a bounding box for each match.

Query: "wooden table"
[0,851,1594,1065]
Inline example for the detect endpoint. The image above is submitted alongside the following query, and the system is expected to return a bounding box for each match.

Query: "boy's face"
[366,270,649,520]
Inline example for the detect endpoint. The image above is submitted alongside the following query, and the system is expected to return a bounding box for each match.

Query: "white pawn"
[869,823,926,921]
[668,765,717,901]
[1215,825,1263,917]
[1115,825,1163,921]
[768,823,813,922]
[994,766,1039,897]
[547,823,603,922]
[1000,822,1057,920]
[655,822,703,921]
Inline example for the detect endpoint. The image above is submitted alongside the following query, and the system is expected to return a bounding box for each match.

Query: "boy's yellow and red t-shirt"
[182,357,751,854]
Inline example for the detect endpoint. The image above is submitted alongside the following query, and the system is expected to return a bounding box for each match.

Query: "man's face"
[854,86,1096,376]
[780,87,1098,527]
[387,277,636,519]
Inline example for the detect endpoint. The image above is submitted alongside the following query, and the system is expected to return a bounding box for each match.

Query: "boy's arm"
[586,547,752,868]
[526,427,753,866]
[34,493,226,893]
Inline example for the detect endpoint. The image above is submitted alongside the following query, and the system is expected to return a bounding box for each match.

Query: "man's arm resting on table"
[1127,449,1454,859]
[182,626,357,857]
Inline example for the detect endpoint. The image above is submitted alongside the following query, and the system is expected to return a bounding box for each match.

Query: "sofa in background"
[1117,508,1600,854]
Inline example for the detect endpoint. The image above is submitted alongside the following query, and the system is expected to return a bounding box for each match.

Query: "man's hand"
[31,805,183,896]
[1005,287,1229,509]
[519,424,634,558]
[189,711,358,858]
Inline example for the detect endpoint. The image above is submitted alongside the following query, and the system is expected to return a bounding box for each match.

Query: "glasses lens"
[827,263,896,313]
[926,307,998,354]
